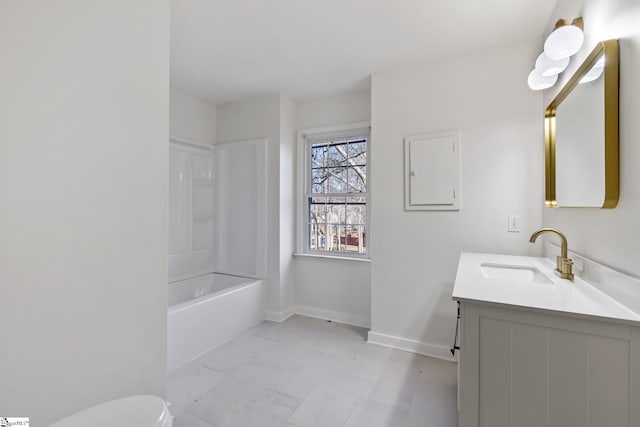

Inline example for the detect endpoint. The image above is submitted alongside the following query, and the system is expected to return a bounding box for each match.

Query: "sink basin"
[481,263,554,284]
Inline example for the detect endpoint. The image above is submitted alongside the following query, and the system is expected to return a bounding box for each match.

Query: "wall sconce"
[580,56,605,83]
[528,17,584,91]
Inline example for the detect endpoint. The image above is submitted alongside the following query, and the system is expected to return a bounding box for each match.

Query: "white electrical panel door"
[404,131,460,211]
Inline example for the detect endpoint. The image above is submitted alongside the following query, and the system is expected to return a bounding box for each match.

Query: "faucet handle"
[555,255,574,280]
[564,258,574,280]
[555,257,575,280]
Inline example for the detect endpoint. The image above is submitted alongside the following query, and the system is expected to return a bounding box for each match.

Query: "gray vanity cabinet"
[457,301,640,427]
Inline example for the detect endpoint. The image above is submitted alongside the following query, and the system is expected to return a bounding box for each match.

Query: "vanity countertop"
[453,252,640,324]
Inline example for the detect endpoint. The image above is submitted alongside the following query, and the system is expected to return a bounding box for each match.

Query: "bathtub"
[167,273,266,371]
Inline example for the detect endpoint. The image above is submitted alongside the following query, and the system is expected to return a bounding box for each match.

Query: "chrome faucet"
[529,228,574,280]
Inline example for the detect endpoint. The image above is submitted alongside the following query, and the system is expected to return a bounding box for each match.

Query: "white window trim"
[296,121,371,260]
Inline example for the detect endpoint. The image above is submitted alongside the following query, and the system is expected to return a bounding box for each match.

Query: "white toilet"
[49,395,173,427]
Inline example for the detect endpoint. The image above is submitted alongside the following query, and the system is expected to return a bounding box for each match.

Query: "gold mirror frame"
[545,39,619,208]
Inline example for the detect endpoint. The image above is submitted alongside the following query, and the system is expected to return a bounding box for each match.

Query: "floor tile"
[198,334,277,373]
[184,376,263,426]
[255,333,317,371]
[228,361,283,389]
[167,315,459,427]
[364,352,424,410]
[232,388,300,427]
[407,370,458,427]
[343,397,409,427]
[167,365,228,409]
[287,381,362,427]
[171,407,218,427]
[311,333,368,359]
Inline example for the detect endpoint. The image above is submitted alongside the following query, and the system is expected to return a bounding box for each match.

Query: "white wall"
[294,91,373,326]
[214,140,267,278]
[542,0,640,278]
[295,257,372,327]
[216,91,372,324]
[0,1,169,425]
[170,88,217,145]
[216,95,288,315]
[370,41,544,358]
[296,90,372,129]
[279,96,297,311]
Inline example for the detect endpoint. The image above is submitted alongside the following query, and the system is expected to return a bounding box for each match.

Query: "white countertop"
[452,252,640,324]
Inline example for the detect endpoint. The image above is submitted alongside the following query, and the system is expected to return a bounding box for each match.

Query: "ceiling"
[170,0,559,105]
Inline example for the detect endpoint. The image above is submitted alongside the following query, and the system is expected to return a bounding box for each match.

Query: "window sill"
[293,253,371,263]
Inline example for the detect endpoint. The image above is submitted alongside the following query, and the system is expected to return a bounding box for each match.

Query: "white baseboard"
[295,305,371,329]
[265,304,371,329]
[264,306,296,323]
[367,331,456,362]
[267,309,453,361]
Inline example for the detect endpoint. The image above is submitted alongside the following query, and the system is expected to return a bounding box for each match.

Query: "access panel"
[404,131,460,211]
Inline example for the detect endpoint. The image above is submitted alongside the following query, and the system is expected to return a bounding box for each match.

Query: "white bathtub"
[167,273,265,371]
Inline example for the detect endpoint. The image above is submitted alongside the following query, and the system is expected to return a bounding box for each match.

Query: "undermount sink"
[480,262,554,284]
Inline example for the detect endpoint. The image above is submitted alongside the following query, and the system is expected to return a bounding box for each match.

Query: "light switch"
[508,215,520,232]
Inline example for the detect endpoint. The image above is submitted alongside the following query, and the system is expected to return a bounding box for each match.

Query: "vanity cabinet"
[457,301,640,427]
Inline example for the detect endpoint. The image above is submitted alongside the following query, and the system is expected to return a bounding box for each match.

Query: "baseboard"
[295,305,371,329]
[264,306,296,323]
[367,331,456,362]
[266,309,453,361]
[265,304,371,329]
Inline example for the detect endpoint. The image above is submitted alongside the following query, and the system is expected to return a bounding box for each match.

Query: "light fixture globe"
[528,69,558,90]
[544,18,584,60]
[535,53,570,76]
[580,57,606,84]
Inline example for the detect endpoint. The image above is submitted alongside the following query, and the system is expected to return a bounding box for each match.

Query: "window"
[303,127,369,257]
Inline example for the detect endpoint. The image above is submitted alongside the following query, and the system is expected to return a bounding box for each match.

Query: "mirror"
[545,39,619,208]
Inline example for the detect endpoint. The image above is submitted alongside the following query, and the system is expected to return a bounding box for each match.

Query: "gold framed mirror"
[545,39,619,208]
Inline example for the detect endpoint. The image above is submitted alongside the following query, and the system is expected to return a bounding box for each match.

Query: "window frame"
[296,122,371,260]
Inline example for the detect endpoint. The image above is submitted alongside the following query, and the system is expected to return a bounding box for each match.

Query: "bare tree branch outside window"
[307,136,368,255]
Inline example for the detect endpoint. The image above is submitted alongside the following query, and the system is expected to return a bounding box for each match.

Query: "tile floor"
[168,315,458,427]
